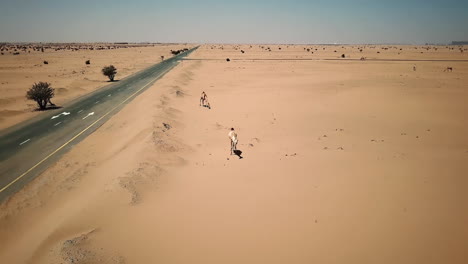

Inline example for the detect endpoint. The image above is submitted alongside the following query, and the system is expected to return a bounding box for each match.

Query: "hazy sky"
[1,0,467,44]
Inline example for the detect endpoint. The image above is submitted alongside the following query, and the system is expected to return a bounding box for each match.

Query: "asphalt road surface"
[0,46,198,202]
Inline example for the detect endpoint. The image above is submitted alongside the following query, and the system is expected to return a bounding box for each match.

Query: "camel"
[200,91,210,109]
[229,128,238,155]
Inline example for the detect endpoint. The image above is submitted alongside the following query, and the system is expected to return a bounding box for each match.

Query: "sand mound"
[152,132,180,152]
[55,87,69,95]
[2,45,467,263]
[0,109,24,117]
[0,97,19,107]
[46,229,125,264]
[118,163,162,205]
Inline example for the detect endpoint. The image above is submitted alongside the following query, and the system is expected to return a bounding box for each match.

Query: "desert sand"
[0,44,468,264]
[0,43,191,130]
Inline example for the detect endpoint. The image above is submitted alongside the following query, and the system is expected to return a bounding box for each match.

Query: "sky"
[0,0,467,44]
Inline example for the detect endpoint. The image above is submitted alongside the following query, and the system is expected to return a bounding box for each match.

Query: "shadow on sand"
[233,149,243,159]
[34,105,63,112]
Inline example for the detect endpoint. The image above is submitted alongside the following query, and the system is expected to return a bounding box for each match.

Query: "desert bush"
[13,52,20,55]
[26,82,55,110]
[43,60,48,64]
[226,58,230,62]
[85,60,90,65]
[341,54,345,58]
[102,65,117,81]
[171,48,190,55]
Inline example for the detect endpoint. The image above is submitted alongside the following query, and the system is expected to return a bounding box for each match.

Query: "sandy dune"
[0,43,191,130]
[0,44,468,263]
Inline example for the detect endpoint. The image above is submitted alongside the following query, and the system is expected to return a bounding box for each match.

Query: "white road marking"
[51,112,71,120]
[82,112,95,119]
[19,139,31,145]
[78,110,83,113]
[54,122,62,126]
[0,60,174,194]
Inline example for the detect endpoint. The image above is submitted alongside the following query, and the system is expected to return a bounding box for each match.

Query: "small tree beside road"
[26,82,55,110]
[102,65,117,81]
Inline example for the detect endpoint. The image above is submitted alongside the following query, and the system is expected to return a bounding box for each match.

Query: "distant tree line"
[170,48,189,55]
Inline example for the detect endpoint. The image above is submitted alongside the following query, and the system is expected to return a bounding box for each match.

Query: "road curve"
[0,46,199,202]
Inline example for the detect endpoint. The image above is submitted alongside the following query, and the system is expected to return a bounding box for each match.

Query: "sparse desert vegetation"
[102,65,117,81]
[2,44,467,264]
[26,82,55,110]
[0,43,191,129]
[170,48,189,55]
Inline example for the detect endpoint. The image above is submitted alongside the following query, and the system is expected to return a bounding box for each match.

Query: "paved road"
[0,46,198,201]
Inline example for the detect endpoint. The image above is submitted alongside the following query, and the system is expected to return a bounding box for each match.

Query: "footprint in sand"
[214,122,228,130]
[175,90,185,97]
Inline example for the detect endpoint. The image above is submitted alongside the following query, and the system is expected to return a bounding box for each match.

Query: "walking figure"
[228,128,238,155]
[200,91,207,106]
[200,91,211,109]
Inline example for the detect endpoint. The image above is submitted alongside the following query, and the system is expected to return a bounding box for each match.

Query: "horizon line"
[1,41,466,46]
